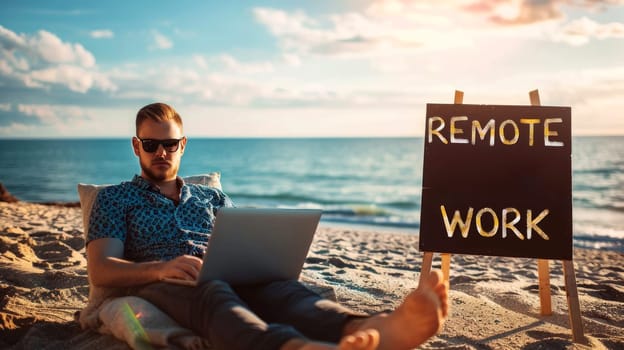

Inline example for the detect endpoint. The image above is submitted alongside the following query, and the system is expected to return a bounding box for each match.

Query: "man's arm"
[86,237,203,288]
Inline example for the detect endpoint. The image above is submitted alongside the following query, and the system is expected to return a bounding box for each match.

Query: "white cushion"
[77,172,222,239]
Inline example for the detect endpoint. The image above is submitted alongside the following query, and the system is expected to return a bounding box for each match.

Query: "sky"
[0,0,623,138]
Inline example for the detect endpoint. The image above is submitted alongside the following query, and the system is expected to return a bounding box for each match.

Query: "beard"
[140,157,179,183]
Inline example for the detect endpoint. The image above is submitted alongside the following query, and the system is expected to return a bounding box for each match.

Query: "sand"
[1,201,623,349]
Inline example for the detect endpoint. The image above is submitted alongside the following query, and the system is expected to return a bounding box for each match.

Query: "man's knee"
[197,279,233,293]
[194,279,242,306]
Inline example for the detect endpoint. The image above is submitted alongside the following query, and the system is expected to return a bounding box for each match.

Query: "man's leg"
[137,270,449,350]
[234,280,366,343]
[135,280,305,350]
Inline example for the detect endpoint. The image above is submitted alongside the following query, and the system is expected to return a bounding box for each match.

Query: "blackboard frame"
[419,103,572,260]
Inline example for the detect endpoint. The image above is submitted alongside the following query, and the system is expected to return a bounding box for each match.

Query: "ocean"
[1,137,622,252]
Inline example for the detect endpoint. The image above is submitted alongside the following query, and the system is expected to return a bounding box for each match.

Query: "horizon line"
[1,134,623,141]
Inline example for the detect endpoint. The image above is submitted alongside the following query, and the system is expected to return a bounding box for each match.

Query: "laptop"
[162,207,322,286]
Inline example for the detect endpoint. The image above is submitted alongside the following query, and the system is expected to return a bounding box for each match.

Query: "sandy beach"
[1,201,623,349]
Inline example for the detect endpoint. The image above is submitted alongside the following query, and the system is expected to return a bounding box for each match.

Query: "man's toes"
[426,270,443,288]
[339,334,356,350]
[361,329,380,349]
[352,329,379,350]
[339,329,380,350]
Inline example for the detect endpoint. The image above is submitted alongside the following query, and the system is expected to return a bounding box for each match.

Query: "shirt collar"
[132,174,185,193]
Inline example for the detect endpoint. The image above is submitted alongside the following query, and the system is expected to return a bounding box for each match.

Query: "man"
[87,102,449,350]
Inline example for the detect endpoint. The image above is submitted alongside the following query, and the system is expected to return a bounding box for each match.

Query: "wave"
[573,167,622,176]
[258,171,392,183]
[573,184,615,192]
[574,198,624,213]
[231,193,422,229]
[229,192,420,210]
[321,215,420,230]
[573,235,624,253]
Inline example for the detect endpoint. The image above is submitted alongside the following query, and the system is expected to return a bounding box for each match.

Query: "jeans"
[134,280,362,350]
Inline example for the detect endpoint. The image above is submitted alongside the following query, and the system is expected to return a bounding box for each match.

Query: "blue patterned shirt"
[87,175,234,262]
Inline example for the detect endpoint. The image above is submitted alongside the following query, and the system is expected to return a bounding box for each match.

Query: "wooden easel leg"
[531,90,553,316]
[563,260,586,343]
[529,89,541,106]
[419,252,433,286]
[441,253,451,284]
[454,90,464,104]
[419,90,461,289]
[537,259,552,315]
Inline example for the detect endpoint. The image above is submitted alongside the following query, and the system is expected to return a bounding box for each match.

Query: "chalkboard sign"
[419,104,572,260]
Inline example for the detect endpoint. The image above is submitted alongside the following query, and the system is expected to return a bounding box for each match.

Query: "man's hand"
[87,238,203,287]
[158,255,203,282]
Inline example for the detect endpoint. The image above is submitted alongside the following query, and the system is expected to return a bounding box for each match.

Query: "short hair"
[135,102,183,135]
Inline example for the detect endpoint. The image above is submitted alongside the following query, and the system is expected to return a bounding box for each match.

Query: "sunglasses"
[136,137,184,153]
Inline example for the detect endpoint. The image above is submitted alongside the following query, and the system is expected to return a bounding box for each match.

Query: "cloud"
[109,59,345,107]
[90,29,114,39]
[106,55,287,107]
[111,63,266,105]
[0,122,32,135]
[17,104,59,123]
[458,0,624,25]
[553,16,624,45]
[219,54,274,74]
[193,55,208,69]
[253,8,329,53]
[253,7,438,57]
[30,64,116,93]
[458,0,564,25]
[0,104,131,137]
[282,53,301,67]
[17,104,103,128]
[540,65,624,106]
[253,2,587,60]
[17,103,93,125]
[151,30,173,50]
[0,25,94,67]
[30,29,95,67]
[540,65,624,135]
[0,103,10,112]
[252,1,623,64]
[0,25,116,93]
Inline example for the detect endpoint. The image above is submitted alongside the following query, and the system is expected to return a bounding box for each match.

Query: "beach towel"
[80,296,210,349]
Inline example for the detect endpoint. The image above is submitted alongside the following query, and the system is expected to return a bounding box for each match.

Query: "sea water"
[0,137,622,252]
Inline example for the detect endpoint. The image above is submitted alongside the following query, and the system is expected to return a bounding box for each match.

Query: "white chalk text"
[440,205,550,240]
[428,116,564,147]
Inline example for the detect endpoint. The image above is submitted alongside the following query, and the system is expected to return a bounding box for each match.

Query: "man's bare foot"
[281,329,379,350]
[281,270,447,350]
[348,270,449,350]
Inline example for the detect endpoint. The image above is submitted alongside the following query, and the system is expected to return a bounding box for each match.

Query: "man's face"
[132,119,186,184]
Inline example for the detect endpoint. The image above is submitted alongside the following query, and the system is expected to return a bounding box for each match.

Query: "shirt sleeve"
[206,187,235,217]
[222,191,235,208]
[87,186,128,245]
